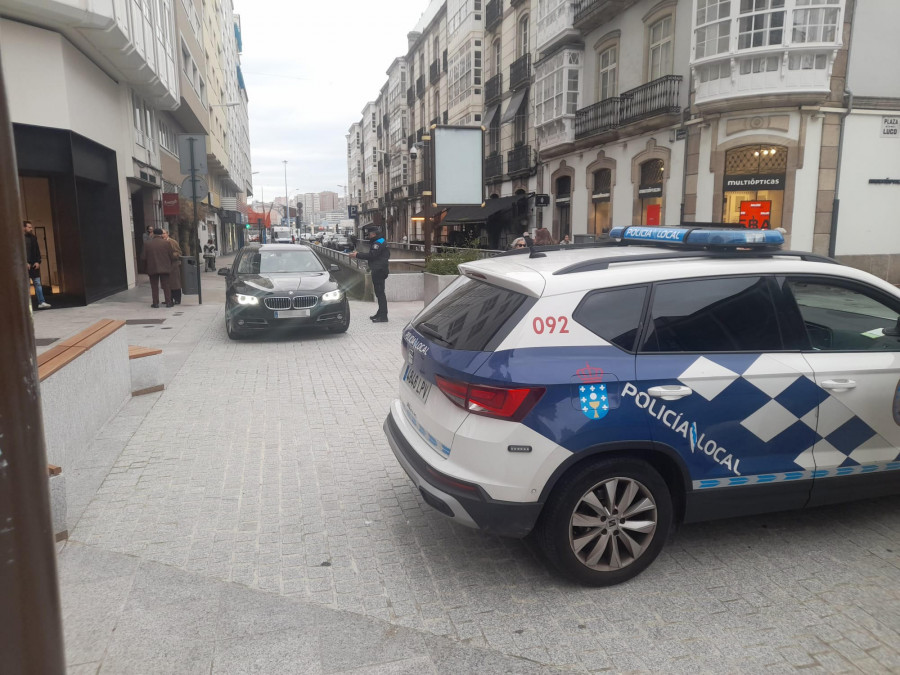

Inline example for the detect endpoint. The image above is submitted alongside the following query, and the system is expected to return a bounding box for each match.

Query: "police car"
[384,226,900,586]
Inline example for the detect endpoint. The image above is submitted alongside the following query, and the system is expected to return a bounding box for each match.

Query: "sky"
[235,0,432,204]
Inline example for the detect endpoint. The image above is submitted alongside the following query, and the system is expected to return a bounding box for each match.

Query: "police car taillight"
[435,375,545,422]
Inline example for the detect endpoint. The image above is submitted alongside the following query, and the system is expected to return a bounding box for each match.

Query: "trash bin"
[180,256,199,295]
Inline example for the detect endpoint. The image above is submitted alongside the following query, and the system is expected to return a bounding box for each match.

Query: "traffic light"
[245,223,251,229]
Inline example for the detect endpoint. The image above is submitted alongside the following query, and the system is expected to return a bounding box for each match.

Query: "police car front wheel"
[537,459,672,586]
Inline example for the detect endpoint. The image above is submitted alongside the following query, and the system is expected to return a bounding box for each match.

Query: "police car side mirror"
[884,317,900,337]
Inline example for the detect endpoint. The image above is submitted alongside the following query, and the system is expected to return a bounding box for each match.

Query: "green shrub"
[424,242,482,275]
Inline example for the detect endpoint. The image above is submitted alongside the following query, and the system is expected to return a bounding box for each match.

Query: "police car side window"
[642,276,782,353]
[785,278,900,352]
[573,286,648,352]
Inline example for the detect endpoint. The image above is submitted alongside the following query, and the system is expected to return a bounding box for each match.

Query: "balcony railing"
[485,153,503,179]
[509,53,531,91]
[430,60,441,84]
[417,128,424,142]
[407,86,415,107]
[485,73,503,105]
[416,180,426,196]
[575,75,681,139]
[408,134,415,149]
[376,124,382,139]
[443,111,448,124]
[443,49,448,72]
[416,75,425,99]
[485,0,502,32]
[507,145,532,175]
[383,113,390,129]
[409,182,419,198]
[574,0,638,34]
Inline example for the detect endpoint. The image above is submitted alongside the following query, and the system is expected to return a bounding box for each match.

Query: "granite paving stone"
[40,273,900,673]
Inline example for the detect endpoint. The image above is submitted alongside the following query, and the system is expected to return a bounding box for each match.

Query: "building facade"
[348,0,897,279]
[1,0,252,305]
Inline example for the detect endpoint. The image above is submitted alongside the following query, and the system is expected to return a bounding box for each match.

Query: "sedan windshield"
[238,250,324,274]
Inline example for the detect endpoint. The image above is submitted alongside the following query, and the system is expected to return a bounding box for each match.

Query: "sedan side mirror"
[217,268,229,276]
[329,264,340,272]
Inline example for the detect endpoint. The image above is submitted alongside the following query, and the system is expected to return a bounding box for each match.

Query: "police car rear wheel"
[538,459,672,586]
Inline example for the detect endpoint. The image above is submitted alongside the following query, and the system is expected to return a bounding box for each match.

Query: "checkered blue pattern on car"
[403,402,451,457]
[676,355,900,489]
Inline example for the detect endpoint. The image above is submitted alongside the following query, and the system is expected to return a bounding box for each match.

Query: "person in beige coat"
[162,230,183,304]
[140,229,173,307]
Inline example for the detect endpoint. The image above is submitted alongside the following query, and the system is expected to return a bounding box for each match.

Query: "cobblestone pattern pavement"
[63,290,900,673]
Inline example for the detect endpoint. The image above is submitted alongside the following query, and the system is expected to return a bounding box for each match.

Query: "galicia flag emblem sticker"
[577,363,609,420]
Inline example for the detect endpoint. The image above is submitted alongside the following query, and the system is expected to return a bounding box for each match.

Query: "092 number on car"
[533,316,570,334]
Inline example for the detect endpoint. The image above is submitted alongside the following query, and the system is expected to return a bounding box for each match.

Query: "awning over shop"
[482,104,499,128]
[500,88,528,124]
[442,195,518,224]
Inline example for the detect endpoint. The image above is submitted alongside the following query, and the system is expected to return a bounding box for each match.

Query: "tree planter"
[423,272,458,306]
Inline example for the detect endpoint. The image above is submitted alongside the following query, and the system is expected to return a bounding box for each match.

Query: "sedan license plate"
[273,309,311,319]
[403,364,432,403]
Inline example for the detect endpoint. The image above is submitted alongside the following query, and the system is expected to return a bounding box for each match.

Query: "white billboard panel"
[433,126,484,206]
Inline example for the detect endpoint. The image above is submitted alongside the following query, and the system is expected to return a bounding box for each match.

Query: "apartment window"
[448,42,474,108]
[792,0,840,43]
[534,49,581,126]
[182,44,190,75]
[493,38,501,77]
[489,114,500,155]
[132,93,144,133]
[737,0,785,50]
[434,36,440,63]
[648,16,674,79]
[597,46,617,101]
[695,0,731,59]
[518,15,529,57]
[591,169,612,236]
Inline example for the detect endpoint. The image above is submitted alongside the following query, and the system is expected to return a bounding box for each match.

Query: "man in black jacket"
[23,221,50,309]
[350,224,390,322]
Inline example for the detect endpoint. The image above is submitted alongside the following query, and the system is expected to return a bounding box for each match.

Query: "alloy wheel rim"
[568,477,657,572]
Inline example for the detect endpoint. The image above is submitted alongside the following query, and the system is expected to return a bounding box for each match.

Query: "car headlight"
[235,293,259,305]
[321,289,343,303]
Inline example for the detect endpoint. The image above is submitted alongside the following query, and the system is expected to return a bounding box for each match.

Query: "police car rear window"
[574,286,648,352]
[414,278,528,351]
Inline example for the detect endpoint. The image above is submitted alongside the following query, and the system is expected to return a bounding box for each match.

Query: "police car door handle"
[648,385,693,400]
[821,379,857,391]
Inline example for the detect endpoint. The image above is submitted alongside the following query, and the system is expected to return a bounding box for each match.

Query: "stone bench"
[36,320,164,540]
[128,345,164,396]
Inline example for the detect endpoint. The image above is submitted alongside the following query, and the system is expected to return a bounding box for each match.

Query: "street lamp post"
[283,160,288,233]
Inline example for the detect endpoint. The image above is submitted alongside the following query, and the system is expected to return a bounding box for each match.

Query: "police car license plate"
[403,365,431,403]
[273,309,310,319]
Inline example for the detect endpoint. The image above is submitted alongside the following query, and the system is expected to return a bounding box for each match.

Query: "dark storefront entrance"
[14,124,126,305]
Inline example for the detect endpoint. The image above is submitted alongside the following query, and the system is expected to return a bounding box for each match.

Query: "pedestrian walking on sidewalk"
[23,220,51,309]
[350,224,390,322]
[162,230,183,304]
[203,239,217,272]
[141,228,173,308]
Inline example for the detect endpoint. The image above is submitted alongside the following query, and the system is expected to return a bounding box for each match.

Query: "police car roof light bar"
[608,225,785,248]
[553,249,838,276]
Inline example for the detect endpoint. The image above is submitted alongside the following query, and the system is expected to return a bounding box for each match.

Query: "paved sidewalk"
[34,266,900,673]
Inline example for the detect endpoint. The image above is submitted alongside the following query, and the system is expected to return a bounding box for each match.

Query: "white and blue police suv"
[385,226,900,586]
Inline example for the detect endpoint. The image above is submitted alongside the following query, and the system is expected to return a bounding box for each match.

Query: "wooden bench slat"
[129,345,163,359]
[38,347,86,381]
[37,344,73,368]
[58,319,114,348]
[70,320,125,350]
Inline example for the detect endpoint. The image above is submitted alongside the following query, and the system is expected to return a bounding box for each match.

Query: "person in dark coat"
[141,228,173,308]
[23,220,51,309]
[350,224,390,322]
[162,230,183,304]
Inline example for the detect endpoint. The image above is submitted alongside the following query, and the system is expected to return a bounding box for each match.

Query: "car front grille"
[264,297,292,310]
[293,296,318,309]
